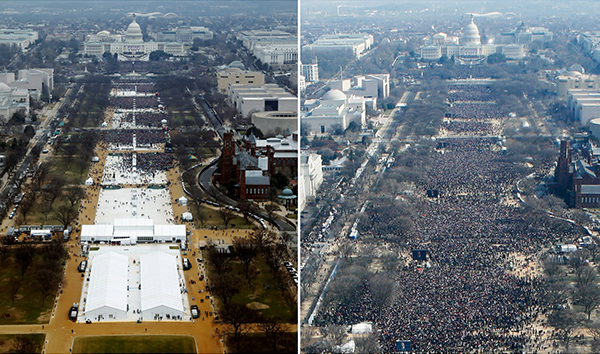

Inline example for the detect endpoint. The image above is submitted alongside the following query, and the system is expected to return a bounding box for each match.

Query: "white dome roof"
[461,16,481,45]
[0,82,11,93]
[126,17,143,42]
[322,89,347,101]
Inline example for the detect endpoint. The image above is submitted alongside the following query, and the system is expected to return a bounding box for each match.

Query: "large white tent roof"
[81,224,114,239]
[154,224,186,238]
[140,252,183,313]
[86,252,128,313]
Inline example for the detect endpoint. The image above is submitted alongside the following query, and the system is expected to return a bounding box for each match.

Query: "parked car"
[191,305,199,319]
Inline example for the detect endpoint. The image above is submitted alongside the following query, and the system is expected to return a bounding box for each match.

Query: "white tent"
[333,341,356,354]
[85,252,128,322]
[182,212,193,221]
[80,224,114,243]
[178,196,188,206]
[140,252,184,320]
[350,322,373,334]
[92,156,100,162]
[85,177,94,186]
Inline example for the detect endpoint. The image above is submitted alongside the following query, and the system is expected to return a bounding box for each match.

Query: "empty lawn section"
[72,335,196,354]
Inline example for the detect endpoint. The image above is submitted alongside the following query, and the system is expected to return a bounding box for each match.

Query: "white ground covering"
[77,245,191,323]
[141,252,185,320]
[95,188,174,225]
[102,155,167,185]
[112,108,157,129]
[84,252,128,321]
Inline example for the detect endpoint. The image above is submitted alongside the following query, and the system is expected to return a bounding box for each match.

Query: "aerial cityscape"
[7,0,600,353]
[300,1,600,353]
[0,1,298,353]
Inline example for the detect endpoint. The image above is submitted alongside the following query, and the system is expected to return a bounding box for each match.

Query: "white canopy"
[178,196,188,206]
[350,322,373,334]
[86,252,128,321]
[85,177,94,185]
[182,212,193,221]
[92,156,100,162]
[140,252,184,319]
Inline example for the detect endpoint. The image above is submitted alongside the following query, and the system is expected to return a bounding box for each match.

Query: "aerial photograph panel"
[0,1,298,353]
[300,1,600,353]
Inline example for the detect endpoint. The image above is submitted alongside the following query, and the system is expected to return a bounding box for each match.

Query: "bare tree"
[18,195,35,224]
[11,334,39,354]
[64,186,85,208]
[236,199,257,224]
[233,237,257,282]
[0,242,9,264]
[265,202,279,221]
[206,245,232,276]
[212,273,239,307]
[548,308,584,351]
[9,277,21,305]
[251,226,276,252]
[45,174,67,208]
[14,244,35,280]
[55,205,78,230]
[218,206,235,228]
[258,317,290,352]
[221,302,260,353]
[369,273,397,316]
[33,266,62,307]
[574,282,600,320]
[265,243,288,272]
[322,324,347,346]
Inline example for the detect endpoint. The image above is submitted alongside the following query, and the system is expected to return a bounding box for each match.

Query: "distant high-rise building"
[301,59,319,82]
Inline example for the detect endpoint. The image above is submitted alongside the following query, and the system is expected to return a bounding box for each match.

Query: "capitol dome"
[461,16,481,45]
[125,16,143,43]
[321,89,347,101]
[0,82,11,94]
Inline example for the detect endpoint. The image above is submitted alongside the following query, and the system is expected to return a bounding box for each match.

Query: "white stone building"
[299,152,323,211]
[420,16,525,62]
[0,82,29,122]
[303,33,374,58]
[228,84,298,118]
[83,16,184,61]
[302,89,366,134]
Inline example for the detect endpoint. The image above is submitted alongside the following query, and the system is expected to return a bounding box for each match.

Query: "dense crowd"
[111,96,159,109]
[446,102,504,119]
[317,138,580,352]
[308,85,581,353]
[441,121,494,135]
[118,111,165,128]
[447,86,494,103]
[101,129,165,149]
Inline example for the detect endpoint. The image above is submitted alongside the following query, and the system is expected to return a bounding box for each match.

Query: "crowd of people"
[446,102,504,120]
[118,111,165,128]
[441,120,495,135]
[101,129,165,149]
[112,80,155,93]
[309,85,582,352]
[447,87,494,103]
[111,96,159,109]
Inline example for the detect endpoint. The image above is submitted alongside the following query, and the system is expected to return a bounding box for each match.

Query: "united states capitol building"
[420,16,525,64]
[83,16,185,61]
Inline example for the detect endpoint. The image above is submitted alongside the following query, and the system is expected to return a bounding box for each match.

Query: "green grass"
[206,253,294,322]
[225,332,297,354]
[0,254,57,324]
[72,335,196,354]
[49,155,91,185]
[0,334,45,353]
[196,205,256,229]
